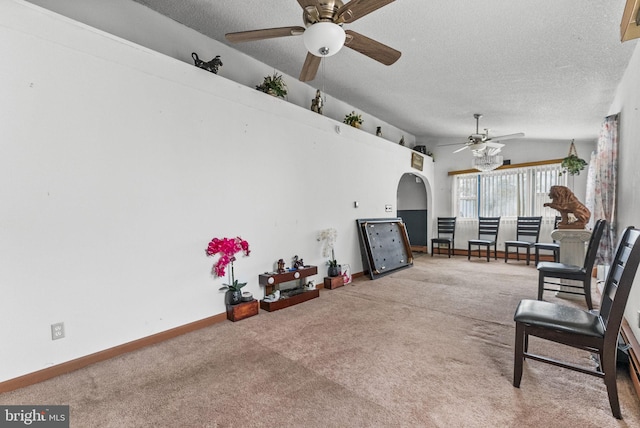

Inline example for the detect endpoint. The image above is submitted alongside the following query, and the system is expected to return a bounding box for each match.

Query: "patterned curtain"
[589,114,619,265]
[585,151,597,230]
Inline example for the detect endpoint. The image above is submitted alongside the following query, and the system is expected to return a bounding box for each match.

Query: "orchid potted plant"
[206,236,250,305]
[317,228,340,277]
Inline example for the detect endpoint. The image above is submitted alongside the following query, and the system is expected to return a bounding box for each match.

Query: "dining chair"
[431,217,456,257]
[513,225,640,419]
[468,217,501,262]
[537,219,606,310]
[504,216,543,265]
[534,216,562,265]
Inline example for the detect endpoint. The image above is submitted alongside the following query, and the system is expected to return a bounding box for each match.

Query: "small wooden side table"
[226,299,259,322]
[324,276,344,290]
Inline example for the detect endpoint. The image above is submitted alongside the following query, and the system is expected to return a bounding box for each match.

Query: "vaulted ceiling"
[35,0,640,142]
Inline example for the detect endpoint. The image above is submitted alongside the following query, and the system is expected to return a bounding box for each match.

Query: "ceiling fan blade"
[489,132,525,142]
[486,141,505,149]
[344,30,401,65]
[336,0,395,24]
[225,26,305,43]
[299,52,321,82]
[453,146,469,154]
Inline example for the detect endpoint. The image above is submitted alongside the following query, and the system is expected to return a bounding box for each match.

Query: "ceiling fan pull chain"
[322,58,326,105]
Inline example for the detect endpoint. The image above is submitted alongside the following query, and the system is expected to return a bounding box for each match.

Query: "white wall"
[397,172,430,210]
[0,1,433,382]
[610,41,640,341]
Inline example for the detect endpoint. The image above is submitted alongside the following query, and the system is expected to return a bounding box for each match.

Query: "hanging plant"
[559,140,587,176]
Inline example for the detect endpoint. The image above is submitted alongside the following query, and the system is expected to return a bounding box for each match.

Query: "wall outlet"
[51,322,65,340]
[385,204,392,212]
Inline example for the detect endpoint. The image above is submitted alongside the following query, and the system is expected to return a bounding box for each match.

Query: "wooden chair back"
[477,217,500,241]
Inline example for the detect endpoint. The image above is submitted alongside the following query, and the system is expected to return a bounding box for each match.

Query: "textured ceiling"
[63,0,640,142]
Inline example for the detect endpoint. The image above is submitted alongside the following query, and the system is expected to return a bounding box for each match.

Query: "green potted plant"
[560,155,588,176]
[343,111,363,128]
[256,72,288,99]
[559,140,587,176]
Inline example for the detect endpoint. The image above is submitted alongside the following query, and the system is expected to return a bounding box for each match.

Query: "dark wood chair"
[536,219,606,310]
[513,226,640,419]
[431,217,456,257]
[534,215,561,265]
[504,216,542,265]
[468,217,501,262]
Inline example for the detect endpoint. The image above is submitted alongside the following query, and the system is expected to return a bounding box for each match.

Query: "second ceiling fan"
[453,114,525,156]
[225,0,401,82]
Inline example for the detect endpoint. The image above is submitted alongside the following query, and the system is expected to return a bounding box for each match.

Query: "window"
[453,163,567,218]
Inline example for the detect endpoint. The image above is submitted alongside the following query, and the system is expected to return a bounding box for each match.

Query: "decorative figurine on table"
[277,258,286,274]
[292,255,305,269]
[310,89,323,115]
[263,289,280,302]
[191,52,223,74]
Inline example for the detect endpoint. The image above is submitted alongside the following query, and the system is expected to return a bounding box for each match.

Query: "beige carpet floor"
[2,254,639,427]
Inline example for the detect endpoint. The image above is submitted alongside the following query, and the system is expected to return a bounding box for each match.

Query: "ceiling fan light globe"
[303,22,346,57]
[471,142,487,152]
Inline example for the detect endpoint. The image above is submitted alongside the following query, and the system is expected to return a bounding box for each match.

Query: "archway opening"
[397,173,429,253]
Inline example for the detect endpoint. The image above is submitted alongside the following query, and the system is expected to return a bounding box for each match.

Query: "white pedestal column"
[550,229,592,300]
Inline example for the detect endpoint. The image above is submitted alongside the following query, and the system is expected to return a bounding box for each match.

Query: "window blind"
[453,163,566,218]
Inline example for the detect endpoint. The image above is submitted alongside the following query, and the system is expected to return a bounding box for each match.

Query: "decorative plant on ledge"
[256,72,288,99]
[317,228,340,277]
[560,140,588,176]
[206,236,250,305]
[343,111,363,128]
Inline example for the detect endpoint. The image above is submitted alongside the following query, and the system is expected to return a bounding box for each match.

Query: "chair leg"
[431,241,434,257]
[504,244,509,263]
[537,272,545,300]
[494,243,498,260]
[486,245,490,262]
[535,248,539,266]
[513,322,525,387]
[468,244,471,260]
[448,243,451,258]
[601,348,622,419]
[526,248,530,265]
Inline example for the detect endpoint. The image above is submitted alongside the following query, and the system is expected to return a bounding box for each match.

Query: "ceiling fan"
[453,114,525,156]
[225,0,401,82]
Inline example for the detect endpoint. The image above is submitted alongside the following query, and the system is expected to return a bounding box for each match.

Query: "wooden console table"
[258,265,318,312]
